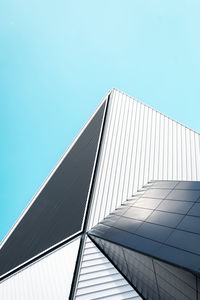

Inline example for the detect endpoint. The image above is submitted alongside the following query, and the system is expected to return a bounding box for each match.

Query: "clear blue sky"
[1,0,200,242]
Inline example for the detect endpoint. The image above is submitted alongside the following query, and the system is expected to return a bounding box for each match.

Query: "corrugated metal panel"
[75,237,141,300]
[0,101,106,275]
[89,89,200,228]
[0,91,110,251]
[0,100,107,278]
[0,238,80,300]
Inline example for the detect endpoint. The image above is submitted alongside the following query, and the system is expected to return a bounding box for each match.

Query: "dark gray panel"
[188,203,200,217]
[175,181,200,190]
[121,231,162,255]
[133,198,162,209]
[113,216,142,234]
[123,247,160,300]
[90,236,199,300]
[90,223,129,246]
[177,215,200,234]
[154,260,196,290]
[166,230,200,255]
[122,206,153,221]
[154,244,200,273]
[143,188,171,199]
[90,226,162,257]
[154,260,196,300]
[166,189,200,202]
[135,222,173,243]
[197,278,200,299]
[101,238,130,279]
[0,101,106,277]
[112,206,129,216]
[146,210,183,227]
[157,200,193,214]
[100,214,121,227]
[123,199,137,206]
[90,236,159,300]
[151,181,179,189]
[89,180,200,299]
[90,180,200,280]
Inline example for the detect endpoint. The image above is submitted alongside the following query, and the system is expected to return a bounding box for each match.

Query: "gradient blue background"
[1,0,200,242]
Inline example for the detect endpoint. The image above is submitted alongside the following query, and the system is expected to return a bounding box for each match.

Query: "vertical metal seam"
[119,96,132,204]
[122,99,135,199]
[132,102,142,192]
[127,100,138,196]
[115,95,131,206]
[151,259,161,300]
[176,122,178,179]
[89,91,114,227]
[194,133,198,180]
[157,111,161,181]
[68,234,86,300]
[103,91,122,216]
[96,90,119,223]
[137,103,146,188]
[96,91,115,222]
[185,127,188,180]
[162,114,165,179]
[181,124,183,179]
[152,111,157,180]
[69,94,110,300]
[171,118,174,180]
[167,117,170,180]
[109,92,127,212]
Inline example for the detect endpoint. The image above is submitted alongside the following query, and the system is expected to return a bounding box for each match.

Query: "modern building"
[1,89,200,299]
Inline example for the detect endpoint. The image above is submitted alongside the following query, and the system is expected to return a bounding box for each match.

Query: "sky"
[1,0,200,242]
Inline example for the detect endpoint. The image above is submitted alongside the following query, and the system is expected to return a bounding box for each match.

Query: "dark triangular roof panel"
[0,100,106,278]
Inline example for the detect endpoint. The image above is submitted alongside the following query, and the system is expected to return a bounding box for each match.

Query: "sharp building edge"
[74,237,141,300]
[88,89,200,229]
[0,238,80,299]
[1,89,200,300]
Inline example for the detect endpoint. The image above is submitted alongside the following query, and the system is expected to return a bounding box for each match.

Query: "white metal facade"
[89,89,200,229]
[0,238,80,300]
[75,237,141,300]
[1,89,200,299]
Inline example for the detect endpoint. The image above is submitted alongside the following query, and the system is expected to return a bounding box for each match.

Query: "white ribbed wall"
[2,89,200,300]
[75,237,141,300]
[89,89,200,228]
[0,238,80,300]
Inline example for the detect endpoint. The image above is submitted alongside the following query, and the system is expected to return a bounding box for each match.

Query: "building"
[1,89,200,299]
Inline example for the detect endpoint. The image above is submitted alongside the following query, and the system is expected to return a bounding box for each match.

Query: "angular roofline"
[0,90,111,249]
[111,88,200,136]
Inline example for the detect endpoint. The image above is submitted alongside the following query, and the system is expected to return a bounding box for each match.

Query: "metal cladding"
[1,89,200,299]
[89,89,200,229]
[90,235,199,300]
[74,237,140,300]
[89,180,200,300]
[0,238,80,300]
[0,100,106,278]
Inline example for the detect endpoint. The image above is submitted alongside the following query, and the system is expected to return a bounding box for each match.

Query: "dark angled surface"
[89,180,200,299]
[0,101,106,277]
[90,236,198,300]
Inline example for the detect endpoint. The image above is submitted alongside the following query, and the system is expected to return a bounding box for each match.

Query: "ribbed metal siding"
[0,92,109,252]
[0,238,80,300]
[0,100,107,278]
[89,89,200,228]
[75,237,141,300]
